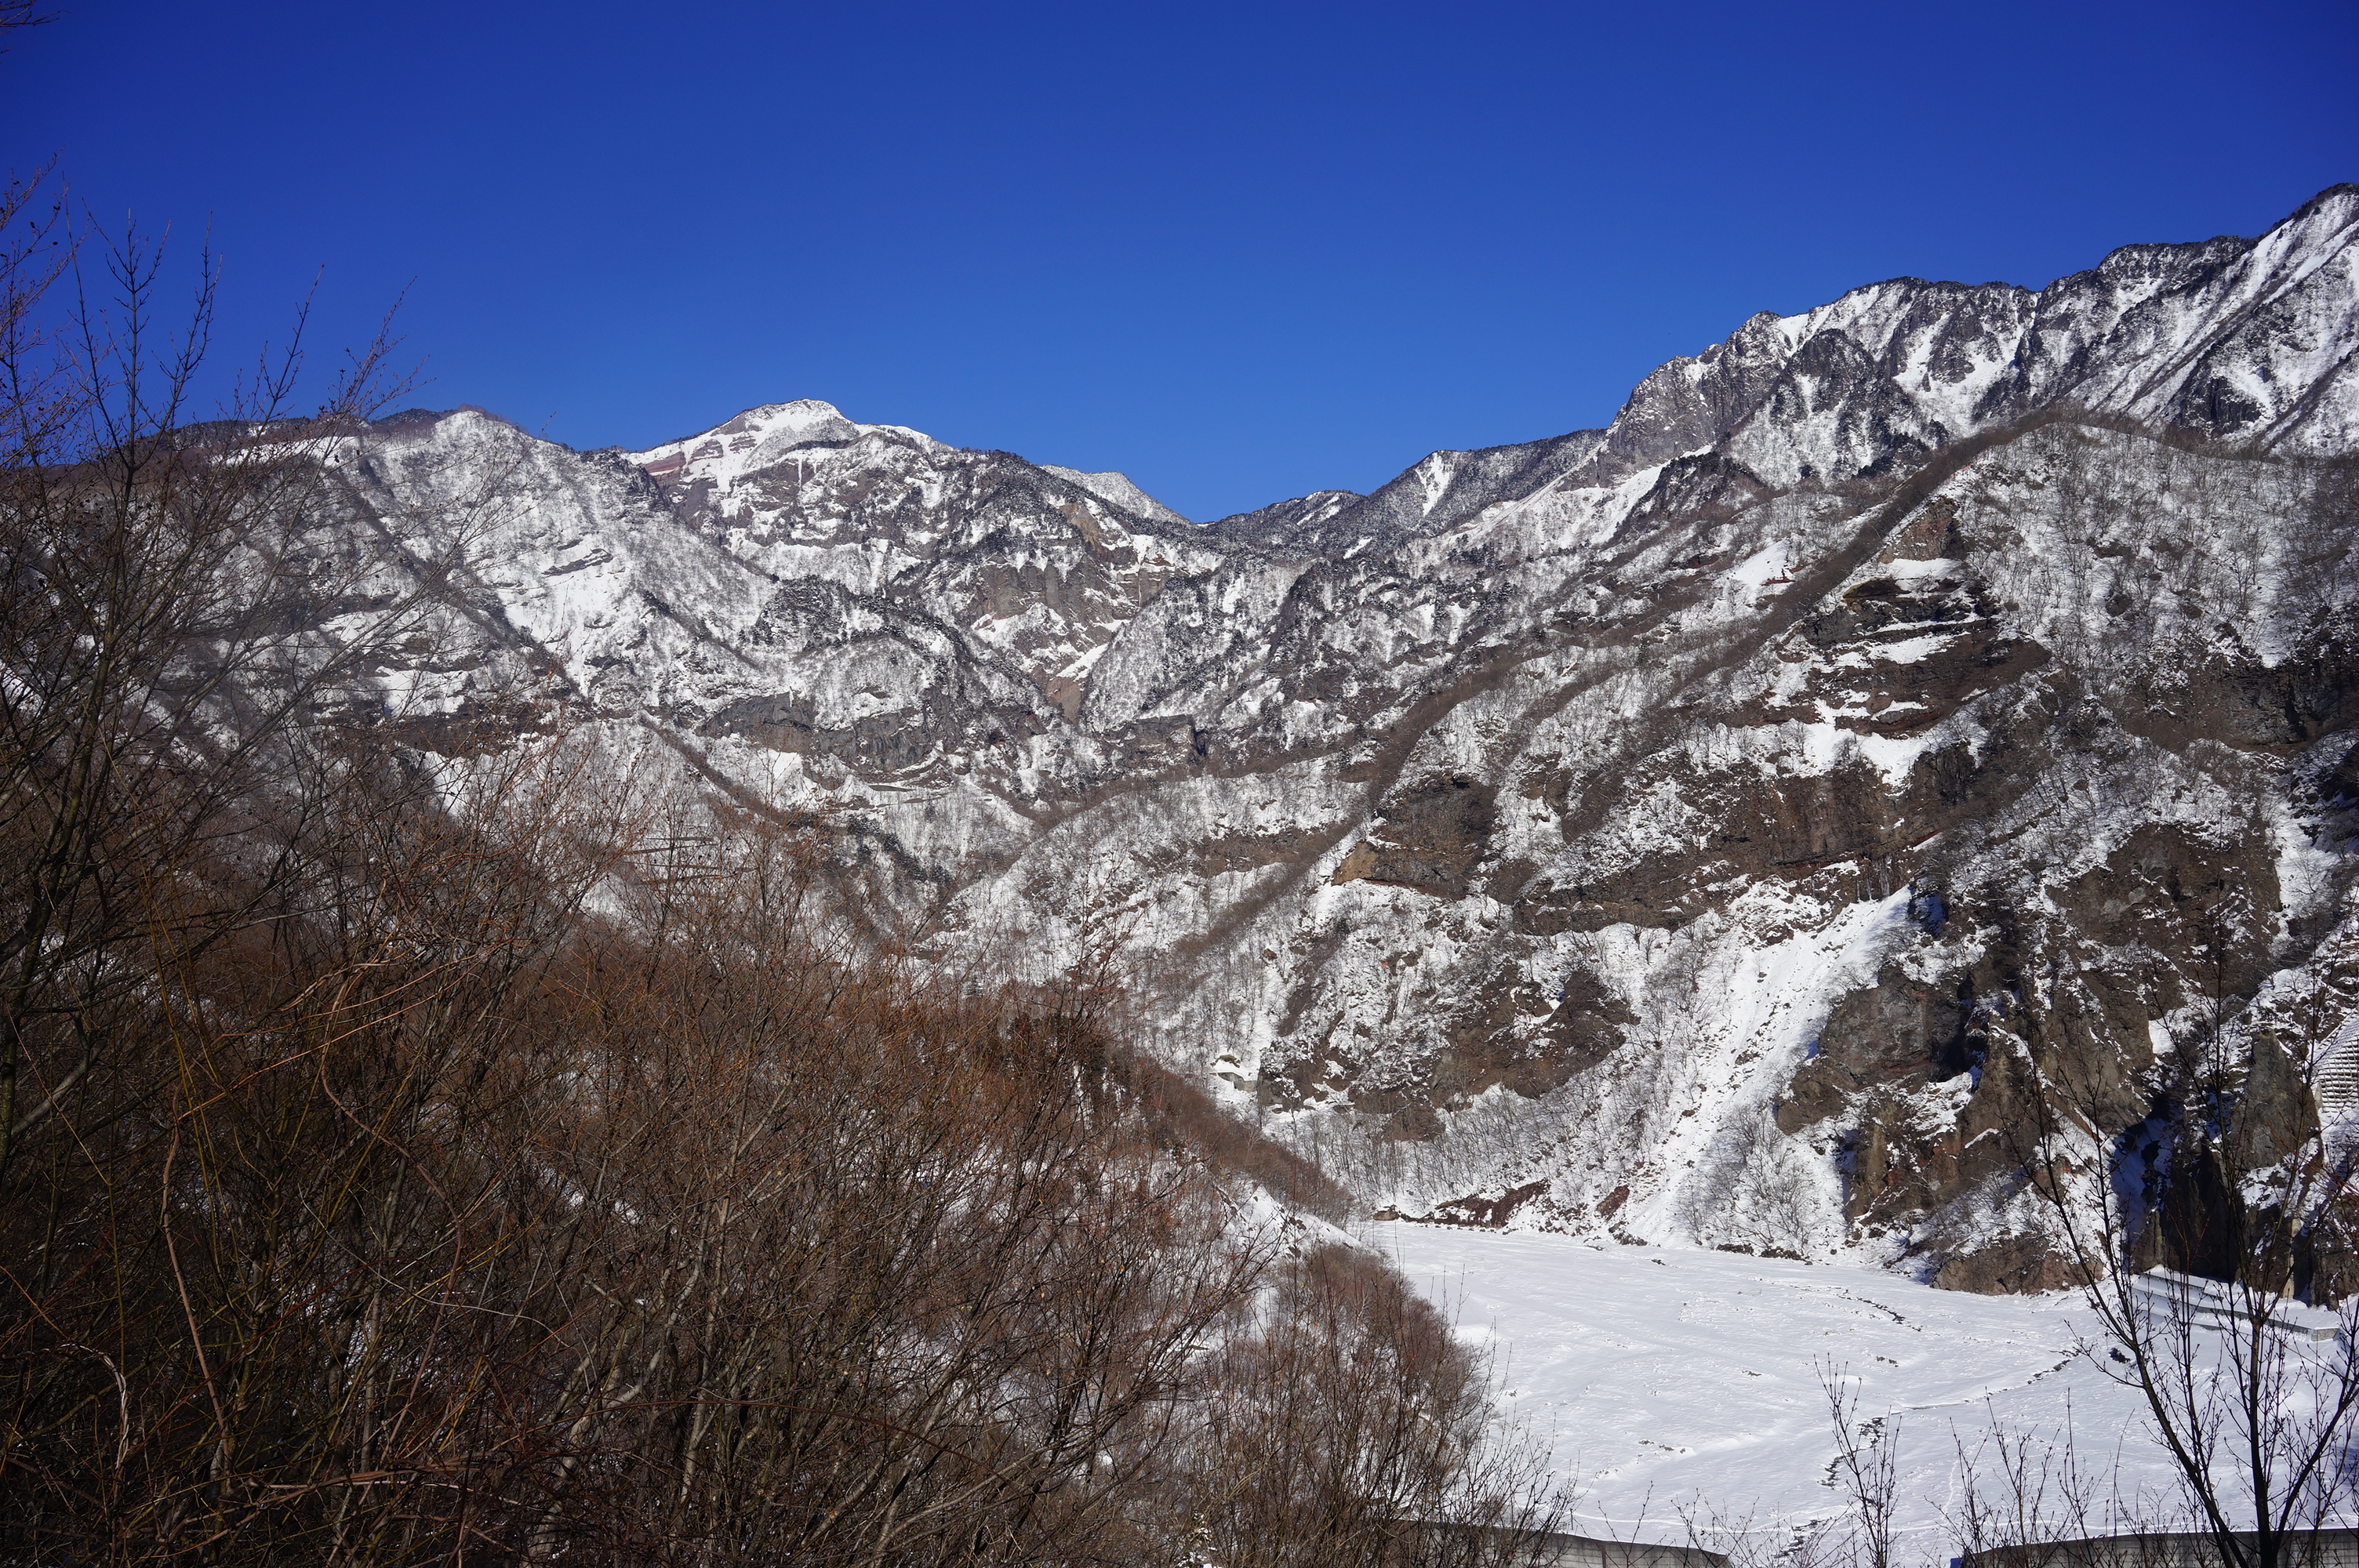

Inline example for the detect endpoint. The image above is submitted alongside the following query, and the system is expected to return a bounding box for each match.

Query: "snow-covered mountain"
[332,184,2359,1292]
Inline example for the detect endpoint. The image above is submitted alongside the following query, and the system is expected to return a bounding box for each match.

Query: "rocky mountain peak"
[627,398,882,487]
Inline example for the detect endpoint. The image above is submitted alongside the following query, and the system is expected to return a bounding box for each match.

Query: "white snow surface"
[1377,1225,2299,1551]
[1042,465,1190,525]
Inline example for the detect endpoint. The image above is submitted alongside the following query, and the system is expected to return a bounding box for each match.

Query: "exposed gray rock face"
[327,187,2359,1289]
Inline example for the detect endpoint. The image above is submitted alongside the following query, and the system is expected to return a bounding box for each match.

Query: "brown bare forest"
[0,164,1558,1563]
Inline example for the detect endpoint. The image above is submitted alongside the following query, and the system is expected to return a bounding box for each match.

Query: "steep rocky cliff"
[322,185,2359,1290]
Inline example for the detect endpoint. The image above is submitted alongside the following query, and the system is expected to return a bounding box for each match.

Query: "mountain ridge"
[326,185,2359,1292]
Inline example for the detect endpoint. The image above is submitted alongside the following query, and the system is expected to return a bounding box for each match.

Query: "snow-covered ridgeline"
[316,187,2359,1290]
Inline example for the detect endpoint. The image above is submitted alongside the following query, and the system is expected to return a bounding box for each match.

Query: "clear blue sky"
[6,1,2354,521]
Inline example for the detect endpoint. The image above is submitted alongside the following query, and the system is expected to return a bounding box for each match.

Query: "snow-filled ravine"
[1374,1225,2322,1553]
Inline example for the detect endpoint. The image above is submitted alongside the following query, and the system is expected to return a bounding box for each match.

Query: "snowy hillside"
[323,185,2359,1293]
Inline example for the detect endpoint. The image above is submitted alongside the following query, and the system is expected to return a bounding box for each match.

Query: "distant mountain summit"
[334,187,2359,1292]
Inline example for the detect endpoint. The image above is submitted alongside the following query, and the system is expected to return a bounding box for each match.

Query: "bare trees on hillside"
[0,713,1559,1563]
[0,191,454,1191]
[0,720,1264,1561]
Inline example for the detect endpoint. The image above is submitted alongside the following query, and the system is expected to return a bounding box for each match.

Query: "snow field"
[1376,1225,2242,1554]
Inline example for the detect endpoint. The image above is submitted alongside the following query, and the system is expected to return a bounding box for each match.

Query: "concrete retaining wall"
[1961,1529,2359,1568]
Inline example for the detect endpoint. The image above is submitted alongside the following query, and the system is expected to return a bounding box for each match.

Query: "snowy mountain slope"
[622,401,1224,730]
[1042,465,1190,525]
[1201,488,1361,554]
[324,185,2359,1292]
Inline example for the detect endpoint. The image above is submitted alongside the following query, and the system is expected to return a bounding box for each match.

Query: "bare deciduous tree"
[2012,1026,2359,1568]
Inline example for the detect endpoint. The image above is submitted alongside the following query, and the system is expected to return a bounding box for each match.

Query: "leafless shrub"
[1677,1108,1823,1254]
[1819,1360,1902,1568]
[1945,1399,2139,1567]
[1169,1242,1564,1567]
